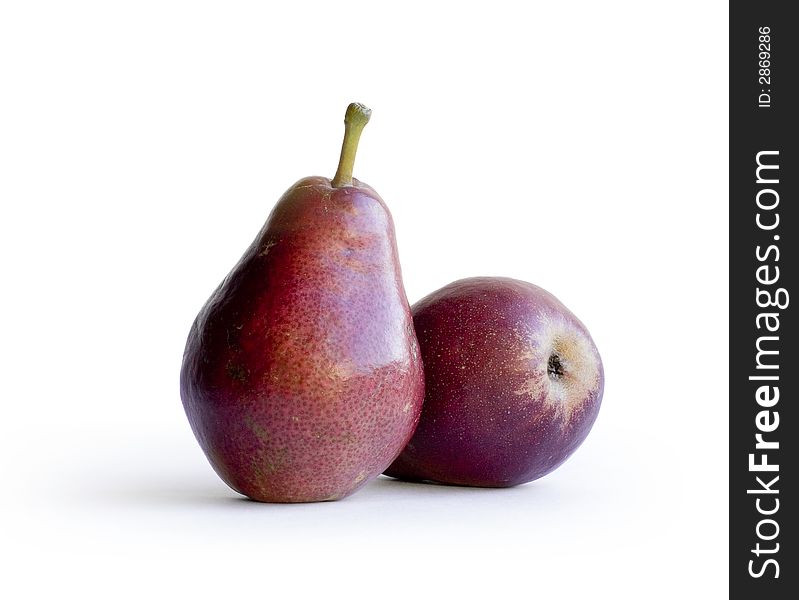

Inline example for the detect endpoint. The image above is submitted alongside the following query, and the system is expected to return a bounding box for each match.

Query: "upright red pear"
[181,103,425,502]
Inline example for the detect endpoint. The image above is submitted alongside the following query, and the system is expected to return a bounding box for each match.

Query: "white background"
[1,1,728,598]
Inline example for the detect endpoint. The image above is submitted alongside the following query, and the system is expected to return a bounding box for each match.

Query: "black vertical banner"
[731,1,798,598]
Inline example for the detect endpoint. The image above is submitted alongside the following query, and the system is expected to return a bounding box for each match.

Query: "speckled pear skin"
[180,176,425,502]
[385,277,603,487]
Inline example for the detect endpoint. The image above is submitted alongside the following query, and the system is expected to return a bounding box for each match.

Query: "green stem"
[331,102,371,187]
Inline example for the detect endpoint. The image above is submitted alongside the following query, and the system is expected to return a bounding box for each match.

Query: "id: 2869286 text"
[758,26,772,108]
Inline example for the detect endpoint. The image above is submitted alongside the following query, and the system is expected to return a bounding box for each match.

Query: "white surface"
[0,1,728,598]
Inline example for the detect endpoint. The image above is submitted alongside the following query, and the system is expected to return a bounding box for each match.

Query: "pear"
[385,277,603,487]
[180,103,424,502]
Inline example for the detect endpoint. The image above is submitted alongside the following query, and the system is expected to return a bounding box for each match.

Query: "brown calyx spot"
[547,353,565,380]
[227,361,249,383]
